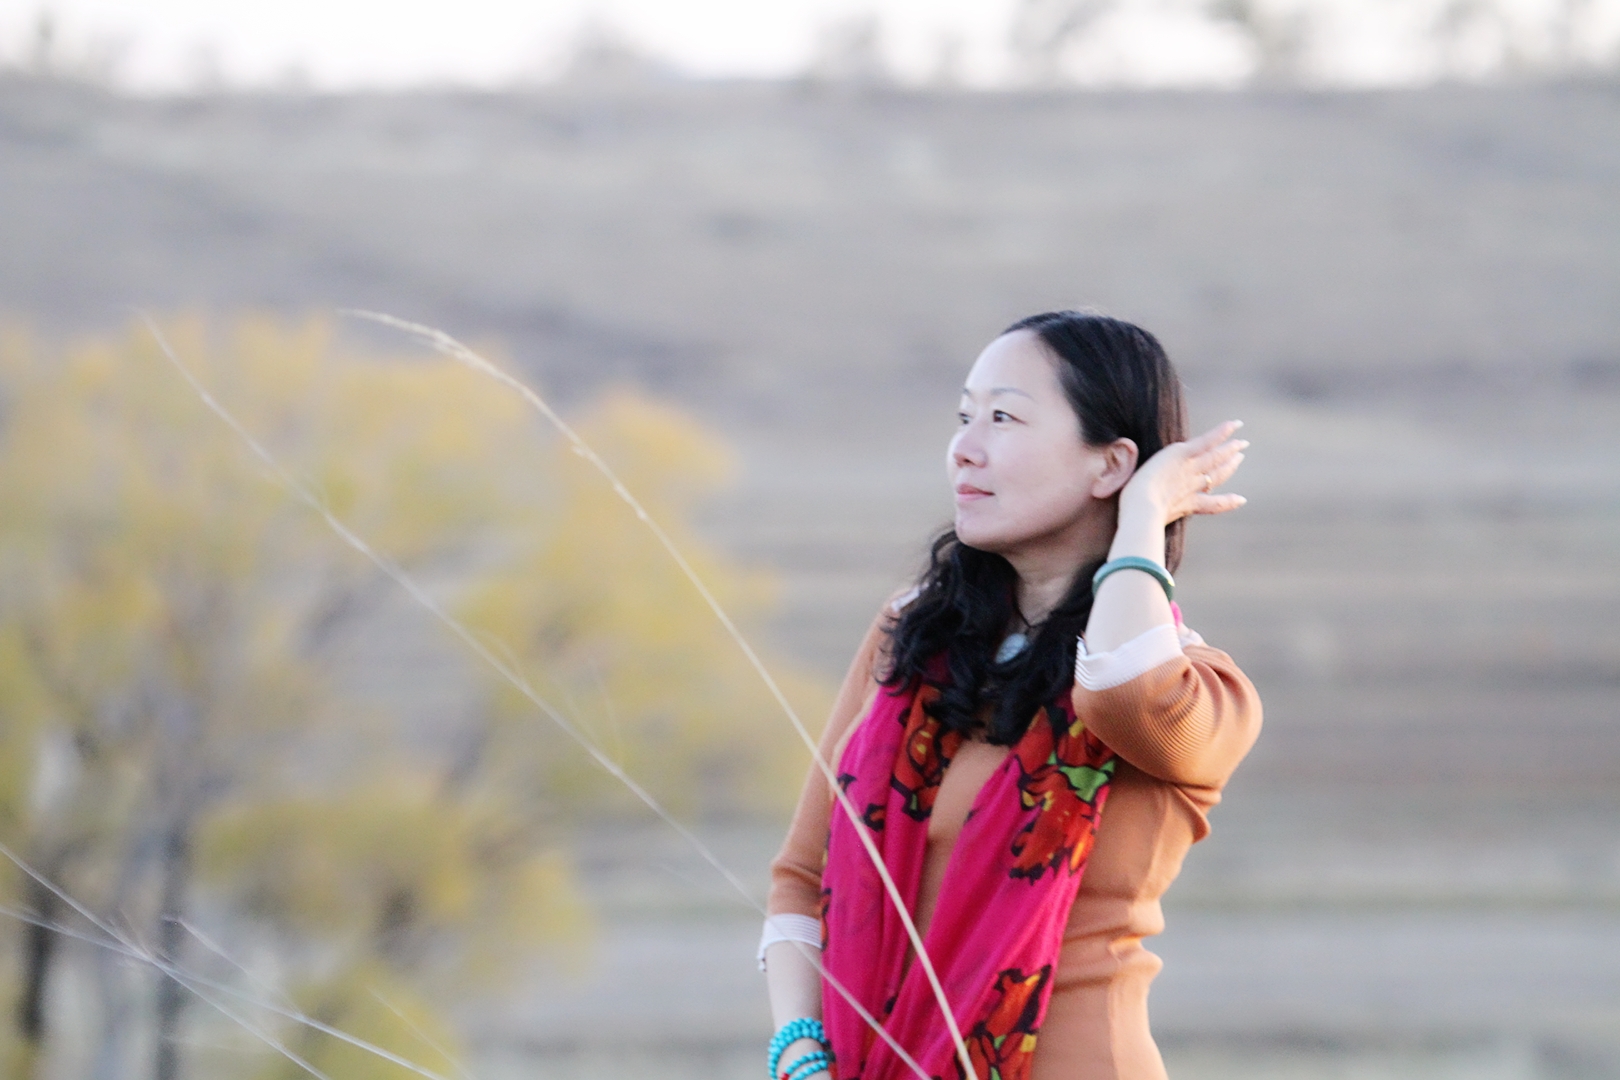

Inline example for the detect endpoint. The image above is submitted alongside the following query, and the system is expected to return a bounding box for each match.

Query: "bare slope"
[3,76,1617,787]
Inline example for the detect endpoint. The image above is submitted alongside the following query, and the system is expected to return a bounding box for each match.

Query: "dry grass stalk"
[0,843,450,1080]
[140,312,948,1079]
[347,309,977,1080]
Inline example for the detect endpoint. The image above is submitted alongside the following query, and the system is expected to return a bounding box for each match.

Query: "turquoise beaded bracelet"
[1091,556,1174,602]
[768,1018,827,1080]
[782,1049,832,1080]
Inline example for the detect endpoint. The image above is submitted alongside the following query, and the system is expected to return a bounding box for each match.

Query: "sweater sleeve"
[1071,632,1262,791]
[766,606,892,918]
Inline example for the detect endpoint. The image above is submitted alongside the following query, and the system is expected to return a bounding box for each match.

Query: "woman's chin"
[954,518,1012,553]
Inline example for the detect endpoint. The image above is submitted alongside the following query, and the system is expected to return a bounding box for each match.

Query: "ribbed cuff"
[758,913,823,971]
[1074,623,1186,691]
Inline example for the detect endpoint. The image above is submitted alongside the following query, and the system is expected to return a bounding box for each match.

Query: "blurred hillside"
[4,74,1615,755]
[3,75,1619,1078]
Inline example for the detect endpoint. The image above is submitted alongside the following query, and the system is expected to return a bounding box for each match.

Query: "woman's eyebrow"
[961,386,1035,400]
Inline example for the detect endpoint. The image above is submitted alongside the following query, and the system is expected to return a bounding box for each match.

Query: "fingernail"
[1235,495,1248,505]
[1236,440,1250,450]
[1230,420,1245,430]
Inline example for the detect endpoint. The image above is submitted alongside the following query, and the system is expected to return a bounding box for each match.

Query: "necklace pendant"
[996,632,1028,664]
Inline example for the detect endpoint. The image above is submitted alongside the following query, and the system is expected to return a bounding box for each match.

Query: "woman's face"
[949,331,1122,556]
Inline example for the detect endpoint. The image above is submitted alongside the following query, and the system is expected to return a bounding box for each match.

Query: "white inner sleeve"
[1074,623,1189,691]
[757,913,823,971]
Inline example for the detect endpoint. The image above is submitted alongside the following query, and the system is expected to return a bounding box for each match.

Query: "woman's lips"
[954,484,992,501]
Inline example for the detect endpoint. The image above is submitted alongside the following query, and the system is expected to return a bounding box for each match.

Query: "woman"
[759,311,1261,1080]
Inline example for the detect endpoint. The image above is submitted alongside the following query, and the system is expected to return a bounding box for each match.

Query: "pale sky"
[3,0,1617,91]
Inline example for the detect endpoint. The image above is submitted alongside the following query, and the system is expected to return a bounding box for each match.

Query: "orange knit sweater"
[767,605,1262,1080]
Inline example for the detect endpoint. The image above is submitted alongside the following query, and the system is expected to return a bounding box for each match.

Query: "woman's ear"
[1090,438,1139,499]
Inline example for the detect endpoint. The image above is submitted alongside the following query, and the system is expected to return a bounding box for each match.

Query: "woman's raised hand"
[1121,420,1248,527]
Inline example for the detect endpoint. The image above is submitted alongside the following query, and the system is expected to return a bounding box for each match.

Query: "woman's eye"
[992,410,1011,422]
[957,412,971,425]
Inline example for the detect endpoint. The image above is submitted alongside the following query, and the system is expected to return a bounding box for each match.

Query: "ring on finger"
[1202,473,1213,492]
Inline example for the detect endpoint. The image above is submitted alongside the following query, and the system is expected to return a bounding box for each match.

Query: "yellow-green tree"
[460,388,824,820]
[0,315,821,1079]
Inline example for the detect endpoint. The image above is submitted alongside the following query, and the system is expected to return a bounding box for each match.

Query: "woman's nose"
[951,427,986,468]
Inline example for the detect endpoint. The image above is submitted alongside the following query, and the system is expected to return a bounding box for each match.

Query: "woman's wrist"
[1086,495,1174,653]
[1108,498,1168,563]
[1117,472,1170,522]
[769,1018,830,1080]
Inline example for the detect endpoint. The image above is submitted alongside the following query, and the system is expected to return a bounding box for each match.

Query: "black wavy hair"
[882,311,1188,745]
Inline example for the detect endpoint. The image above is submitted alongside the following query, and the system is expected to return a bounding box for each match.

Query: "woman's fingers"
[1183,447,1244,501]
[1189,433,1248,485]
[1191,491,1247,515]
[1124,421,1249,525]
[1190,436,1248,473]
[1185,420,1243,455]
[1181,424,1248,515]
[1206,450,1245,487]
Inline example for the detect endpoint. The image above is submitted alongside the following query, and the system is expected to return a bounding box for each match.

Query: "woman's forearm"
[1084,420,1247,652]
[764,942,828,1077]
[1083,502,1174,653]
[764,939,823,1026]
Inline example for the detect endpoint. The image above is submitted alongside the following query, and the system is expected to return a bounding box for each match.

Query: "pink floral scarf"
[821,678,1115,1080]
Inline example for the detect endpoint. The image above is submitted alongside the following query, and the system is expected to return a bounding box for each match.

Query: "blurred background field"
[2,2,1620,1078]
